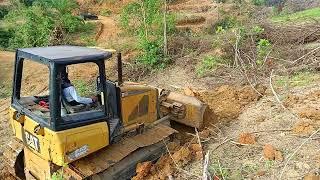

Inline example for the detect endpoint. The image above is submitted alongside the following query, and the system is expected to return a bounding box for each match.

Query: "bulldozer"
[4,46,206,179]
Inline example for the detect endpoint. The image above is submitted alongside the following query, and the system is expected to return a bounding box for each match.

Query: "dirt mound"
[238,133,256,144]
[197,85,266,122]
[293,121,315,136]
[299,107,320,121]
[263,144,283,161]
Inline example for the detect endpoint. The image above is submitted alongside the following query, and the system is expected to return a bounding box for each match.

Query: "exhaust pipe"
[117,53,123,86]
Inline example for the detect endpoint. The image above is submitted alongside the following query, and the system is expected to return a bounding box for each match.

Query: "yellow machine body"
[8,83,160,179]
[120,83,158,126]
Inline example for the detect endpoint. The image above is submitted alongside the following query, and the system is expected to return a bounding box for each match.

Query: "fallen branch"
[292,46,320,64]
[269,69,286,110]
[230,141,263,147]
[202,151,210,180]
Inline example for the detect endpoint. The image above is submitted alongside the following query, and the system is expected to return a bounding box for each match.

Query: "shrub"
[120,0,175,67]
[5,6,54,48]
[257,39,272,65]
[3,0,83,49]
[0,6,10,19]
[0,29,12,48]
[196,56,223,76]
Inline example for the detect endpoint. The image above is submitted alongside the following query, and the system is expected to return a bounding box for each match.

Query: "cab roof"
[16,46,112,65]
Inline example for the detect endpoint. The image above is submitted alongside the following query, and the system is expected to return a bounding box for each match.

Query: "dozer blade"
[64,124,176,179]
[3,138,25,180]
[166,92,207,129]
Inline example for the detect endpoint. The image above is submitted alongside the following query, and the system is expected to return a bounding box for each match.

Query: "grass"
[69,22,97,46]
[209,160,230,179]
[271,7,320,23]
[275,71,320,88]
[72,80,96,97]
[0,85,11,98]
[100,9,112,17]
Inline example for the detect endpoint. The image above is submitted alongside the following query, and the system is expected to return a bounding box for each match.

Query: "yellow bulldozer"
[4,46,206,179]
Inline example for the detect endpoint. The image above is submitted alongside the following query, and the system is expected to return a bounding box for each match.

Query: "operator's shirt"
[62,86,93,104]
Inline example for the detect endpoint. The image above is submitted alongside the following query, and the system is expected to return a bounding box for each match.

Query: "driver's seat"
[61,95,89,114]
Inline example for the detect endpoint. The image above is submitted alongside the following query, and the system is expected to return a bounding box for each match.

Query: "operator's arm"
[67,86,93,104]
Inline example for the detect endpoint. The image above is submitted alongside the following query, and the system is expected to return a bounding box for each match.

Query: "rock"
[256,170,266,176]
[195,151,203,160]
[184,87,195,96]
[238,133,256,144]
[256,115,266,122]
[293,121,315,136]
[263,144,276,160]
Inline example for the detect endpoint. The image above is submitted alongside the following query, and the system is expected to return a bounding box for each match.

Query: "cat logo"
[24,131,40,152]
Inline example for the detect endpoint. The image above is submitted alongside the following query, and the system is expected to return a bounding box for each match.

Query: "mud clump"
[293,121,315,136]
[134,161,153,179]
[299,108,320,121]
[238,133,256,144]
[263,144,283,161]
[283,95,300,108]
[197,85,266,123]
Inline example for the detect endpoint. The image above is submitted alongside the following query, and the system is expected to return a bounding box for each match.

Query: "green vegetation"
[0,84,11,98]
[272,7,320,23]
[100,9,112,16]
[74,22,98,46]
[209,160,230,179]
[257,39,272,65]
[0,5,10,19]
[196,55,224,77]
[0,0,98,50]
[275,72,320,88]
[120,0,175,67]
[251,0,266,6]
[264,160,274,169]
[72,80,96,97]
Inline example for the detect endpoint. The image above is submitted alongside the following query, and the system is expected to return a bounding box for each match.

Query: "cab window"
[19,59,50,120]
[60,62,104,121]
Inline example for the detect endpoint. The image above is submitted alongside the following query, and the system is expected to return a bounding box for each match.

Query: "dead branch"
[269,69,286,109]
[292,46,320,64]
[202,151,210,180]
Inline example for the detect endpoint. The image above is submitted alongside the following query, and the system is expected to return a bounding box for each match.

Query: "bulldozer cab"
[11,46,120,132]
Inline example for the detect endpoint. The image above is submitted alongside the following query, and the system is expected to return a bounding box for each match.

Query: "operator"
[61,68,97,106]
